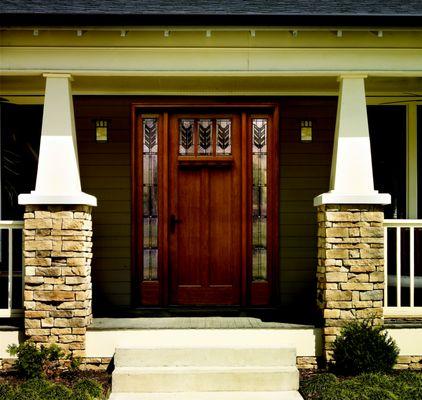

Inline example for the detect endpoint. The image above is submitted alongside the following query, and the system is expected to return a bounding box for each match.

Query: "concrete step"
[114,346,296,368]
[112,366,299,393]
[109,391,304,400]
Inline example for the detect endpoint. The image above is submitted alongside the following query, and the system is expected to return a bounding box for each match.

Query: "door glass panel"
[142,118,158,280]
[179,119,195,155]
[216,119,232,155]
[252,118,268,281]
[368,106,406,219]
[198,119,213,155]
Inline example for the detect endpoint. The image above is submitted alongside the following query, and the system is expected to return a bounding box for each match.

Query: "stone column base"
[23,205,93,357]
[317,204,384,361]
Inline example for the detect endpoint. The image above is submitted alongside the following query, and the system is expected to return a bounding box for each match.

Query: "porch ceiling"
[1,75,422,98]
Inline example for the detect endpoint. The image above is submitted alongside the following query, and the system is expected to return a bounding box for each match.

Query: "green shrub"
[41,383,72,400]
[332,320,399,376]
[300,373,338,399]
[0,382,15,400]
[74,378,103,399]
[7,341,65,379]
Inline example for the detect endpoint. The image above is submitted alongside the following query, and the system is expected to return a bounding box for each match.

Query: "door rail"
[0,220,24,318]
[383,219,422,318]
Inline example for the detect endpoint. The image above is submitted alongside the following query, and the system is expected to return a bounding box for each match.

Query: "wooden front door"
[169,114,242,305]
[133,103,279,308]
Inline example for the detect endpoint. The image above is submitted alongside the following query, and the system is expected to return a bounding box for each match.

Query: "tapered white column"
[19,74,96,206]
[314,75,390,205]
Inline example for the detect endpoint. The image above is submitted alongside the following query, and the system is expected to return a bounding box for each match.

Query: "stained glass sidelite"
[252,118,268,281]
[142,118,158,280]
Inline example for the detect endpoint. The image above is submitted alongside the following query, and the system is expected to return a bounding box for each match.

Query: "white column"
[314,75,390,206]
[19,74,96,206]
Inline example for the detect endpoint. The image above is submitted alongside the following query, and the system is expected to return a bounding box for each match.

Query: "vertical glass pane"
[252,118,268,281]
[142,118,158,281]
[216,119,231,155]
[198,119,213,155]
[179,119,195,155]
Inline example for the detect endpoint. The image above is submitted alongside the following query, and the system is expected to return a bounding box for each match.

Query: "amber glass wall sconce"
[301,120,312,142]
[95,120,108,142]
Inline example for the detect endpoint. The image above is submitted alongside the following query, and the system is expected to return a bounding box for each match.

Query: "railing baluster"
[0,221,24,318]
[8,228,13,312]
[382,220,422,318]
[410,227,415,307]
[384,226,388,307]
[396,227,401,307]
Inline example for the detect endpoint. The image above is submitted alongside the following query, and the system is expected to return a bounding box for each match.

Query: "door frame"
[131,99,280,308]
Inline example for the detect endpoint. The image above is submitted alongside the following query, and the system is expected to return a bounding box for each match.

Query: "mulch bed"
[0,369,111,394]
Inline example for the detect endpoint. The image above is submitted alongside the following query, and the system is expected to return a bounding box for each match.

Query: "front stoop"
[109,346,303,400]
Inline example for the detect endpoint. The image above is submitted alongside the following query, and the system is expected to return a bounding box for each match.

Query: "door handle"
[170,214,181,233]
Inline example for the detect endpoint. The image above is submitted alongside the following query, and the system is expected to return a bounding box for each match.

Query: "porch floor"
[89,317,314,330]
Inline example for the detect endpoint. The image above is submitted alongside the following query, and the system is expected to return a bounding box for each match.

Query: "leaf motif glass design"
[198,119,213,155]
[252,118,268,281]
[179,119,194,155]
[216,119,232,155]
[142,118,158,281]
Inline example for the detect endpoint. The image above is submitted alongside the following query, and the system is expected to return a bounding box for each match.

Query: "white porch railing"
[384,219,422,318]
[0,220,24,318]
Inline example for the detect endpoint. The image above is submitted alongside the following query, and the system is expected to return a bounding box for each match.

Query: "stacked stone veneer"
[317,204,384,361]
[23,205,93,357]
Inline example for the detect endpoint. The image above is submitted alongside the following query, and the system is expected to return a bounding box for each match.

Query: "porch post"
[314,75,391,362]
[18,74,96,357]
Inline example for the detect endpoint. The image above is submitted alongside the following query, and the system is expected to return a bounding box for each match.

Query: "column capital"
[42,73,73,80]
[337,74,368,81]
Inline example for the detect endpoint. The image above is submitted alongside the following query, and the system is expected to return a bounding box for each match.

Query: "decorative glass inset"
[179,119,195,155]
[198,119,213,155]
[252,118,268,281]
[142,118,158,281]
[216,119,232,155]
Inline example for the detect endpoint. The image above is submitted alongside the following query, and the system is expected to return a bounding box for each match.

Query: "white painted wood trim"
[407,103,418,219]
[17,74,97,207]
[383,219,422,227]
[384,307,422,318]
[396,227,401,307]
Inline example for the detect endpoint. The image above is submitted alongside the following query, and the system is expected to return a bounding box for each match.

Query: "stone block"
[360,290,383,301]
[360,212,383,222]
[326,249,349,259]
[25,257,51,266]
[326,272,348,282]
[325,290,352,301]
[35,267,61,277]
[361,248,384,258]
[62,241,86,251]
[340,282,373,291]
[323,309,340,318]
[360,227,384,237]
[326,212,360,222]
[25,240,53,251]
[369,272,384,282]
[326,228,348,237]
[25,219,53,229]
[33,291,75,302]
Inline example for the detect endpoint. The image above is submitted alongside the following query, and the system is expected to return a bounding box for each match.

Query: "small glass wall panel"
[252,118,268,281]
[179,119,195,155]
[216,119,232,155]
[142,118,158,280]
[198,119,213,155]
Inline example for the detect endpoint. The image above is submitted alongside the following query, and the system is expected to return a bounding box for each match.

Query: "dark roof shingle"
[2,0,422,26]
